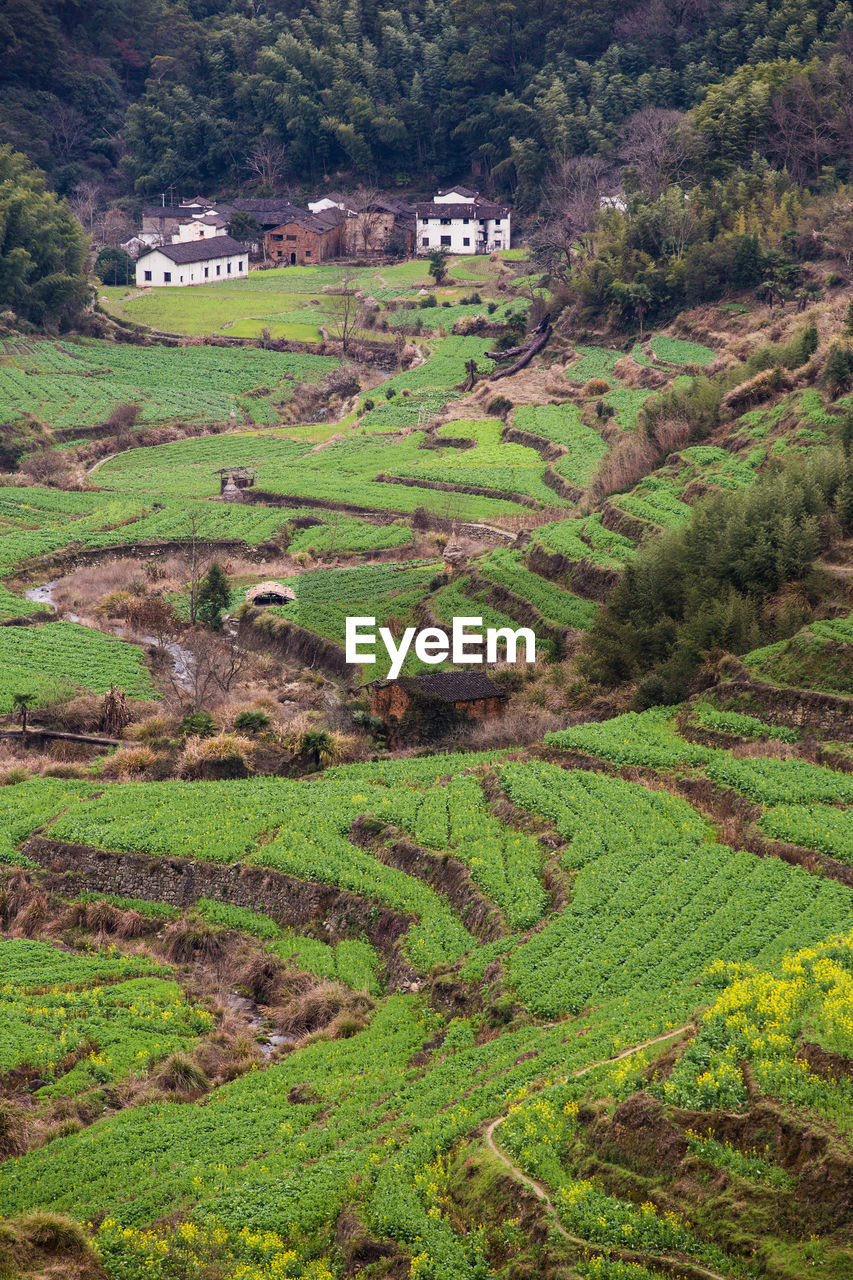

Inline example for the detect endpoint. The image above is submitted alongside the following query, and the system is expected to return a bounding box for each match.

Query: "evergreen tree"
[196,563,231,630]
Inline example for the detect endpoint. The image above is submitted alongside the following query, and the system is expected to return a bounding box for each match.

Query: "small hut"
[443,540,467,576]
[216,467,256,496]
[245,580,296,607]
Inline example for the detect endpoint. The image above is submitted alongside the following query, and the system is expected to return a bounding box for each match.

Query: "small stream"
[225,990,298,1059]
[25,579,196,690]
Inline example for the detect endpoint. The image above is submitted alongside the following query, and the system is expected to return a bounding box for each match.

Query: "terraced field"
[0,339,339,427]
[0,620,157,710]
[2,740,851,1279]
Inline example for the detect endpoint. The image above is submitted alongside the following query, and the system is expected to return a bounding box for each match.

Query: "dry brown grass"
[591,432,660,499]
[100,745,158,779]
[177,732,256,780]
[273,980,354,1037]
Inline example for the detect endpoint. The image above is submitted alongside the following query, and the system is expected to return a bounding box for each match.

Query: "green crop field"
[0,339,339,428]
[2,744,851,1280]
[0,620,157,710]
[566,345,624,384]
[100,257,511,340]
[531,512,636,567]
[0,939,211,1096]
[478,547,598,629]
[94,425,537,518]
[259,558,439,656]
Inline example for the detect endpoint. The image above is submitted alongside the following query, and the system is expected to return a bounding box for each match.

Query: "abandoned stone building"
[370,670,506,742]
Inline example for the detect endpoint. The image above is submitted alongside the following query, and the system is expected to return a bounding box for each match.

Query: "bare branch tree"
[51,106,87,162]
[172,629,249,710]
[328,265,362,355]
[245,137,288,192]
[69,180,103,235]
[350,186,385,253]
[185,514,215,626]
[529,154,611,282]
[618,108,691,199]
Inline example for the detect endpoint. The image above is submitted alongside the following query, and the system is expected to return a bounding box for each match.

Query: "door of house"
[290,252,297,264]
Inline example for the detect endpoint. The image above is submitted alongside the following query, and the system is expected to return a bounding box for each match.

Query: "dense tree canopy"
[1,0,852,199]
[0,147,90,328]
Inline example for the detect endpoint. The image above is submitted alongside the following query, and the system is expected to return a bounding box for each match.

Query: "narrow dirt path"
[483,1023,733,1280]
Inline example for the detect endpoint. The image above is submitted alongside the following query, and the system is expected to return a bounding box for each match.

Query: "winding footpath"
[483,1023,733,1280]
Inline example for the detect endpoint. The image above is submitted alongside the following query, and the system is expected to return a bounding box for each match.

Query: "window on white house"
[440,218,451,226]
[204,267,209,278]
[238,262,243,270]
[440,235,451,245]
[463,218,470,224]
[144,270,152,281]
[180,275,184,282]
[227,263,231,273]
[421,236,429,246]
[463,237,470,246]
[216,265,221,275]
[163,271,171,282]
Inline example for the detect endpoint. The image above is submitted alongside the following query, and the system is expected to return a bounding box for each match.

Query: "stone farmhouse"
[135,236,248,287]
[370,670,506,742]
[416,186,511,254]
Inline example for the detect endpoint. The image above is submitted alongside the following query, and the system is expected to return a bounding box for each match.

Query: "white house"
[172,213,230,243]
[416,188,510,254]
[135,236,249,287]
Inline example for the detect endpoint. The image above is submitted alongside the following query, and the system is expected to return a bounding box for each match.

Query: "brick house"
[370,670,506,742]
[265,208,344,264]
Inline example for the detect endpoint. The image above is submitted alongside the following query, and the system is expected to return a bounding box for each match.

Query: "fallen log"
[489,326,551,381]
[485,341,529,362]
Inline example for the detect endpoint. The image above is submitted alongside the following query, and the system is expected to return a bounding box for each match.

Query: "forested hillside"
[3,0,853,199]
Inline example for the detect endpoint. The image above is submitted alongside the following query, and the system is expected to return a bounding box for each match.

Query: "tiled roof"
[397,671,506,703]
[437,185,478,198]
[137,235,248,265]
[416,202,505,219]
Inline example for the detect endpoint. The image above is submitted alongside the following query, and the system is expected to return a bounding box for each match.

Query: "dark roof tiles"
[396,671,506,703]
[137,235,248,265]
[416,202,505,219]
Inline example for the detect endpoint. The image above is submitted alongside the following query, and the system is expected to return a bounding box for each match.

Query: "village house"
[264,207,344,264]
[370,670,506,741]
[141,199,221,239]
[308,194,416,255]
[171,213,230,243]
[135,236,248,287]
[416,186,511,254]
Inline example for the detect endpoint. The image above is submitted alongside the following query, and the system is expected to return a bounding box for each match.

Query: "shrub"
[156,1052,209,1093]
[362,399,375,413]
[385,387,397,400]
[486,395,513,418]
[233,709,271,734]
[196,562,231,630]
[824,342,853,394]
[487,301,498,314]
[422,293,438,307]
[583,378,611,396]
[100,746,157,779]
[179,710,215,738]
